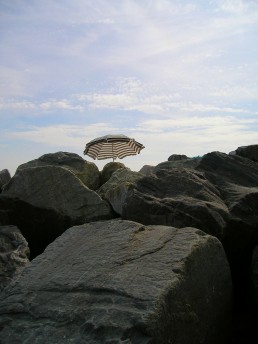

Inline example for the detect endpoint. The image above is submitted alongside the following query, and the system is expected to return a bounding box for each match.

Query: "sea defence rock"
[0,169,11,193]
[0,220,232,344]
[123,168,229,239]
[0,225,29,291]
[2,166,113,225]
[100,161,126,185]
[138,165,155,176]
[154,157,201,171]
[196,151,258,310]
[16,151,100,190]
[1,166,114,257]
[97,168,143,215]
[197,152,258,254]
[235,145,258,162]
[168,154,189,161]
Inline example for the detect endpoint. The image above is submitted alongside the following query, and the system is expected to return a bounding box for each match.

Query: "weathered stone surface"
[0,220,232,344]
[168,154,188,161]
[16,151,100,190]
[100,161,126,185]
[154,157,201,172]
[3,165,113,224]
[235,145,258,162]
[123,168,228,239]
[197,152,258,252]
[197,151,258,313]
[1,166,114,257]
[0,169,11,193]
[0,225,29,291]
[138,165,155,176]
[197,151,258,190]
[97,168,143,215]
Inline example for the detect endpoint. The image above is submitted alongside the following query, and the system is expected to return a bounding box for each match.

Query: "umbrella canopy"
[83,134,145,161]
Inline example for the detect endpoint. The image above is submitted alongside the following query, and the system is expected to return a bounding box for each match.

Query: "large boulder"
[138,164,155,176]
[196,152,258,254]
[0,219,232,344]
[123,168,229,239]
[235,145,258,162]
[0,225,29,292]
[97,168,143,215]
[1,166,114,257]
[0,169,11,193]
[3,166,112,224]
[154,157,202,172]
[197,151,258,312]
[100,161,126,185]
[168,154,188,161]
[17,151,100,190]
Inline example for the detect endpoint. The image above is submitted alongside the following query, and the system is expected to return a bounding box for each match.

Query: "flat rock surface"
[0,220,232,344]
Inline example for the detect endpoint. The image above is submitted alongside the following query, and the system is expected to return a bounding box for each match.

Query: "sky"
[1,0,258,176]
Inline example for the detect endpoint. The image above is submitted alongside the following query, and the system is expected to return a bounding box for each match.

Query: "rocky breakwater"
[122,145,258,342]
[0,220,232,344]
[0,145,258,342]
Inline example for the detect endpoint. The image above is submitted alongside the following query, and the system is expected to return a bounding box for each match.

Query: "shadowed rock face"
[0,220,232,344]
[123,168,229,239]
[235,145,258,163]
[0,225,29,291]
[1,166,114,258]
[0,195,70,258]
[196,151,258,314]
[0,169,11,193]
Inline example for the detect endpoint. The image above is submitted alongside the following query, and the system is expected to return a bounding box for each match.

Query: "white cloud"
[1,1,257,175]
[0,100,35,110]
[39,100,83,111]
[6,123,117,148]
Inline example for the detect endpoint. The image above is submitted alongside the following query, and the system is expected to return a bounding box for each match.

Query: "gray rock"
[97,168,143,215]
[3,165,113,225]
[155,157,202,172]
[100,161,126,184]
[197,151,258,311]
[0,169,11,192]
[235,145,258,162]
[138,165,155,176]
[123,168,228,239]
[168,154,188,161]
[0,225,30,291]
[16,151,100,190]
[0,219,232,344]
[197,151,258,252]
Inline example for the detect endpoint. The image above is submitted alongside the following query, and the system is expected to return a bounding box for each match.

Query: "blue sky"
[1,0,258,175]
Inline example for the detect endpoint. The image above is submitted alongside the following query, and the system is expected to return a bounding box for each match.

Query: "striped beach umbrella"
[83,134,145,161]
